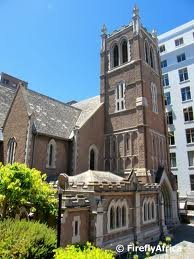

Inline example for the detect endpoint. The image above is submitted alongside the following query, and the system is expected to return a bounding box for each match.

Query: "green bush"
[0,163,57,220]
[54,242,115,259]
[0,219,56,258]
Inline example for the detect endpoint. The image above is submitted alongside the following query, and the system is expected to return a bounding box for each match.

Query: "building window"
[168,132,175,146]
[89,145,98,170]
[121,206,126,226]
[144,40,149,64]
[115,81,125,112]
[116,207,121,228]
[170,152,177,168]
[49,144,53,167]
[113,44,119,67]
[175,37,184,47]
[150,47,155,69]
[90,149,95,170]
[74,221,78,236]
[166,111,173,125]
[7,137,17,164]
[190,175,194,191]
[183,107,193,122]
[177,53,186,63]
[164,92,171,105]
[181,87,191,101]
[47,139,56,168]
[143,198,156,224]
[144,202,147,221]
[110,206,115,229]
[151,201,155,219]
[186,128,194,144]
[121,40,128,64]
[126,135,130,151]
[159,44,166,53]
[162,74,169,87]
[72,216,80,243]
[161,60,167,68]
[108,199,128,233]
[179,68,189,82]
[188,151,194,167]
[151,83,158,113]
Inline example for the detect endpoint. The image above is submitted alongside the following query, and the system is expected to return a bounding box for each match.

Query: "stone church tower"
[100,6,169,182]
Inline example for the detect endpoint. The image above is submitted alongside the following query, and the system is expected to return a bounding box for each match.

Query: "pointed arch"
[107,199,128,233]
[144,40,149,64]
[47,139,57,168]
[121,39,128,64]
[88,144,98,170]
[113,44,119,67]
[150,46,155,69]
[7,137,17,164]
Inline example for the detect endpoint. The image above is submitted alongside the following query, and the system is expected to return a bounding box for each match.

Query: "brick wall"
[3,87,29,163]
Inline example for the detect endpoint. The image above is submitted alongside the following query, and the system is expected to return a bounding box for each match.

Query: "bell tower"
[100,6,169,182]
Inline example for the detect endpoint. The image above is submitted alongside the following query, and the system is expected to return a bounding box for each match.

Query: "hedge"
[0,219,56,258]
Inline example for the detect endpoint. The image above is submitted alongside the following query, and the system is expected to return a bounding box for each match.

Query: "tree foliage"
[0,163,57,219]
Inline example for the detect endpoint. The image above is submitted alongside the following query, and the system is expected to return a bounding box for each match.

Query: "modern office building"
[158,20,194,219]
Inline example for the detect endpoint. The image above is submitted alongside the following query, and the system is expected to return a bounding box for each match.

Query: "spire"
[132,4,141,35]
[133,4,139,17]
[152,29,157,38]
[101,24,107,35]
[101,24,107,52]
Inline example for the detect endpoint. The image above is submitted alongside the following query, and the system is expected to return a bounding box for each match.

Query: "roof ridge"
[27,88,81,112]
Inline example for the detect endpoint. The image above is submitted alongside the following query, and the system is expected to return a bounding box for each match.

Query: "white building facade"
[159,20,194,217]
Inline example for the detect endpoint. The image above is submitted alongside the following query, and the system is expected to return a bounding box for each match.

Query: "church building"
[0,6,179,249]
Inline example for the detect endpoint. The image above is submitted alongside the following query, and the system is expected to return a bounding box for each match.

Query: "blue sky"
[0,0,193,102]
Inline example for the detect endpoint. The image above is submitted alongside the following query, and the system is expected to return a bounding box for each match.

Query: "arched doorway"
[161,181,172,225]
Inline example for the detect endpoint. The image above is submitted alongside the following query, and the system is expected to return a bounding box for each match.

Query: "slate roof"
[72,96,103,127]
[0,84,16,128]
[68,170,124,184]
[23,89,82,139]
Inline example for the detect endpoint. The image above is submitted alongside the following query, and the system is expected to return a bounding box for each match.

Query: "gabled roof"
[0,84,16,128]
[23,89,82,139]
[72,96,103,127]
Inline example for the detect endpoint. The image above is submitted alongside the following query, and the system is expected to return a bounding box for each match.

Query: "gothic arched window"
[151,201,155,219]
[122,205,126,226]
[110,206,115,230]
[150,47,155,69]
[47,139,56,168]
[122,40,128,63]
[108,199,128,233]
[116,206,121,228]
[89,145,98,170]
[90,149,95,170]
[151,83,158,113]
[144,202,147,221]
[144,41,149,64]
[148,201,151,220]
[7,137,17,164]
[113,45,119,67]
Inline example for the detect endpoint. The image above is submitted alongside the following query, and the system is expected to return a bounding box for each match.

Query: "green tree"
[0,163,57,220]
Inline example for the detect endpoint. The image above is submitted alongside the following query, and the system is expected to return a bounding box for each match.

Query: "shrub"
[54,242,115,259]
[0,163,57,220]
[0,219,56,258]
